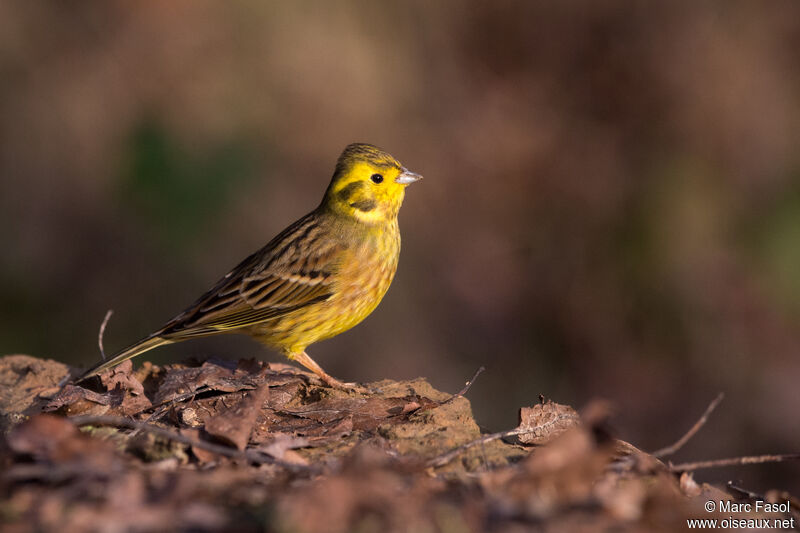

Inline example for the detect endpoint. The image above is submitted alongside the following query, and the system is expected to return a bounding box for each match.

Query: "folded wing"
[160,213,342,338]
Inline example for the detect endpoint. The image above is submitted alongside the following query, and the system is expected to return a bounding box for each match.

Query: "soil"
[0,354,796,532]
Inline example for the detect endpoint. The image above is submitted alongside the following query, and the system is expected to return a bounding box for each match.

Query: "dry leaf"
[258,433,310,465]
[679,471,702,497]
[516,400,580,445]
[42,384,120,416]
[205,383,270,450]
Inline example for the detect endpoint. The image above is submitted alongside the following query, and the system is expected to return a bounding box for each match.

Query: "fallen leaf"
[42,384,121,416]
[257,433,310,465]
[679,472,702,497]
[6,414,122,479]
[153,363,230,405]
[99,360,145,396]
[6,414,78,459]
[154,359,271,405]
[302,416,354,445]
[180,428,222,464]
[265,381,305,409]
[516,400,580,445]
[205,383,270,450]
[282,396,420,431]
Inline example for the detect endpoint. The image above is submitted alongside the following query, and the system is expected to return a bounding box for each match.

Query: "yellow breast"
[251,219,401,354]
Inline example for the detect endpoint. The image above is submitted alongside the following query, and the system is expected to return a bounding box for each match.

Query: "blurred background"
[1,1,798,492]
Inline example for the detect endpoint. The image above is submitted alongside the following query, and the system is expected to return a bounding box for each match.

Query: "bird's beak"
[395,168,423,185]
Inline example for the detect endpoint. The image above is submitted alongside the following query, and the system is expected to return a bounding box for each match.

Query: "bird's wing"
[160,213,343,337]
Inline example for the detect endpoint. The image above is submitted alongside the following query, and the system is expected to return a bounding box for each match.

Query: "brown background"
[2,1,798,492]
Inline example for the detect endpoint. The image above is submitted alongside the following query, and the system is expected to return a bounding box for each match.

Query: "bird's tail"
[77,335,172,381]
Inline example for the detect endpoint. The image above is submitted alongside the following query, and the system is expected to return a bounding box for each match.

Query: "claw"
[320,376,370,394]
[290,351,372,394]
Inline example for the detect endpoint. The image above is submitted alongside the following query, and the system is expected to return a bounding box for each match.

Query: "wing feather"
[159,212,342,338]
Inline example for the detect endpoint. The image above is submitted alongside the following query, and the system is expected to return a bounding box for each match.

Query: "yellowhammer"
[79,143,421,389]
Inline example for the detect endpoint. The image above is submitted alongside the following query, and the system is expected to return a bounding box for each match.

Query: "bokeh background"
[2,1,798,492]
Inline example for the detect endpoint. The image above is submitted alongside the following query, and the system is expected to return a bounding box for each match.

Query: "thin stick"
[440,366,486,406]
[70,414,313,473]
[726,482,764,501]
[128,386,207,438]
[97,310,114,361]
[427,428,524,468]
[133,385,212,417]
[456,366,485,397]
[669,453,800,472]
[427,412,577,469]
[652,392,724,458]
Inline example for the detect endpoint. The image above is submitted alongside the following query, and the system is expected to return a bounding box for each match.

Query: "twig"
[669,454,800,472]
[129,387,206,438]
[726,482,764,501]
[4,463,107,483]
[440,366,486,406]
[427,413,570,469]
[57,373,72,388]
[427,428,523,468]
[72,415,242,457]
[456,366,485,397]
[428,407,584,468]
[97,309,114,361]
[652,392,724,459]
[70,414,313,473]
[132,385,212,417]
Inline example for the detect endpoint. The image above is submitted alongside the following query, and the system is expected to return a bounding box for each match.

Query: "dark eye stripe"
[350,199,377,211]
[337,181,365,202]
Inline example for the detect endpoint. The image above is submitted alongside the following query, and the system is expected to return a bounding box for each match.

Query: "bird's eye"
[370,173,384,184]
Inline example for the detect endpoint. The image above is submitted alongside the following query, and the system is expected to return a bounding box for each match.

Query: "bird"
[78,143,422,389]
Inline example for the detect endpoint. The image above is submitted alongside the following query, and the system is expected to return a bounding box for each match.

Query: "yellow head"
[322,143,422,224]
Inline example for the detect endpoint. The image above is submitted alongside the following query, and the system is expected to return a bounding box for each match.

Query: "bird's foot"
[319,375,372,394]
[291,351,375,394]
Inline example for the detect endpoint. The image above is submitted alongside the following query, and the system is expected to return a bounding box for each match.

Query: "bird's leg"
[290,351,367,392]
